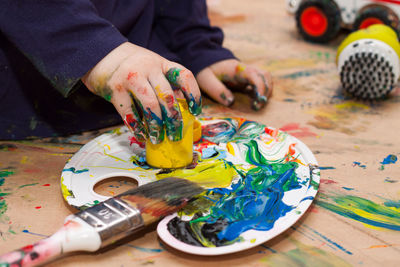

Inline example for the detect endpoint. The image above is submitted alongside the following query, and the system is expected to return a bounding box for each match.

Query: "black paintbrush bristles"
[340,51,395,99]
[117,177,205,225]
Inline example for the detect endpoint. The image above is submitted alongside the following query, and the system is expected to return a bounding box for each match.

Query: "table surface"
[1,0,399,266]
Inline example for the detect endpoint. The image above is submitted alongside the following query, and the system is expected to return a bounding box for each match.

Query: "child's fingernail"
[252,95,267,111]
[220,92,234,106]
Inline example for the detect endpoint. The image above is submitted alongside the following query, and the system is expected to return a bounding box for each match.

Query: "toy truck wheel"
[295,0,341,43]
[353,7,399,34]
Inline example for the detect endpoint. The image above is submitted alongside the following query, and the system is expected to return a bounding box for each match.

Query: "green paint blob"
[165,68,181,87]
[18,183,39,189]
[0,169,14,220]
[0,170,14,178]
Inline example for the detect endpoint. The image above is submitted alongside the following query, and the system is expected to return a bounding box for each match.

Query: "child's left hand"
[196,59,273,110]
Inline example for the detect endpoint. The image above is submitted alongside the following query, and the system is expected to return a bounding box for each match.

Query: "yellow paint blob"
[193,118,202,143]
[156,159,236,188]
[61,176,73,199]
[146,99,194,168]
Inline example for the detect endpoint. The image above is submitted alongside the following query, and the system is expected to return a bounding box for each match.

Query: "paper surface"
[1,0,399,266]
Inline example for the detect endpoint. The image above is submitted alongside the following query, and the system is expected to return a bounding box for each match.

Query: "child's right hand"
[81,42,202,145]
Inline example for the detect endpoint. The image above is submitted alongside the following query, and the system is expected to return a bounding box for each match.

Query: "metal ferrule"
[75,197,144,247]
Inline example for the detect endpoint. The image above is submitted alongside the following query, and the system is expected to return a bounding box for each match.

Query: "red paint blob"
[128,136,145,148]
[35,206,42,209]
[320,179,337,184]
[23,168,41,173]
[127,72,137,81]
[21,244,34,252]
[42,184,50,187]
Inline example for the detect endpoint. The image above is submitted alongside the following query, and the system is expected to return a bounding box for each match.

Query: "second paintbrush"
[0,177,204,267]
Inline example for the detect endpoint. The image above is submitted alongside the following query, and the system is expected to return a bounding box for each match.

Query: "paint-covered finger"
[128,79,164,144]
[242,67,268,111]
[149,74,183,141]
[108,86,147,142]
[165,66,202,116]
[196,67,235,106]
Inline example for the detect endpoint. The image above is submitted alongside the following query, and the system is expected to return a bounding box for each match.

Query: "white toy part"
[337,38,400,77]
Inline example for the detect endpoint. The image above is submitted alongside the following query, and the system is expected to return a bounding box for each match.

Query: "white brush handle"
[0,217,101,267]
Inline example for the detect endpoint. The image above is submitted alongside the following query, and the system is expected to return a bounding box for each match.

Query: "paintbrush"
[0,177,204,267]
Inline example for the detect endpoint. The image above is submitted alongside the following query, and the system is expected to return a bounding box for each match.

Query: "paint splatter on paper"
[260,239,352,267]
[316,194,400,231]
[380,154,397,170]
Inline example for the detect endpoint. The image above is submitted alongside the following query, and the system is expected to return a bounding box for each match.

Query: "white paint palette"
[61,117,320,255]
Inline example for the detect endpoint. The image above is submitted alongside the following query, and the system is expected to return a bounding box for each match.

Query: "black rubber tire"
[353,7,399,35]
[295,0,341,43]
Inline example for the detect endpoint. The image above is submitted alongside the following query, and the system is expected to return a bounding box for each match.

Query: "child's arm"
[154,0,273,110]
[0,0,127,97]
[0,1,201,143]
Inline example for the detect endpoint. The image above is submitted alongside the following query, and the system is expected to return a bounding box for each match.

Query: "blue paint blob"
[353,162,366,169]
[384,200,400,209]
[342,187,354,191]
[124,244,163,253]
[303,225,353,255]
[319,166,336,170]
[381,154,397,165]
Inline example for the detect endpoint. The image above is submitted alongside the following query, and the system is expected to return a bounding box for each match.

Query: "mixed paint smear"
[316,193,400,231]
[167,161,302,246]
[261,238,352,267]
[162,118,319,247]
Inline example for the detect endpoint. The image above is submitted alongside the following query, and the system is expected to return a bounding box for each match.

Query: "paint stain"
[302,224,352,255]
[124,244,163,253]
[307,101,371,135]
[352,162,366,169]
[279,69,329,80]
[279,123,318,138]
[261,240,352,267]
[380,154,398,170]
[0,168,16,240]
[384,177,397,183]
[18,183,39,189]
[0,144,18,152]
[316,194,400,231]
[42,184,50,187]
[23,168,41,174]
[62,167,89,174]
[384,200,400,209]
[342,187,354,191]
[35,206,42,209]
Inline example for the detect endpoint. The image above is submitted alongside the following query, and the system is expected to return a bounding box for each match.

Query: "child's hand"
[196,59,273,110]
[82,42,202,145]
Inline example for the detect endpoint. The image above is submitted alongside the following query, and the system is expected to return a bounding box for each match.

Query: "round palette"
[61,117,320,255]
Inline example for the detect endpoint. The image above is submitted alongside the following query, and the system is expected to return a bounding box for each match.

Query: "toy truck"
[286,0,400,42]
